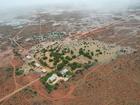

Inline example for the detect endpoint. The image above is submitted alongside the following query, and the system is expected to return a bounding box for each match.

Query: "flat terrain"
[0,9,140,105]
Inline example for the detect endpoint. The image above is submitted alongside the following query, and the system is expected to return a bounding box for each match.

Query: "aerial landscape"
[0,0,140,105]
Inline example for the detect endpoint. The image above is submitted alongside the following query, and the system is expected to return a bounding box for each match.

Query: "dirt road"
[0,78,40,103]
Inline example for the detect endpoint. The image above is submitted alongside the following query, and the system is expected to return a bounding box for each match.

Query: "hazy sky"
[0,0,139,13]
[0,0,132,8]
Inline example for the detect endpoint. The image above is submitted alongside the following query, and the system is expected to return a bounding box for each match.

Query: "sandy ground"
[0,10,140,105]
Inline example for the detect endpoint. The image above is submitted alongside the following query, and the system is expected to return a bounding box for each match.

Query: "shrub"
[41,48,47,53]
[96,49,100,52]
[65,56,72,61]
[91,52,94,56]
[46,83,56,93]
[39,59,48,66]
[66,71,74,77]
[84,52,92,59]
[40,72,57,93]
[62,59,69,65]
[40,72,54,84]
[95,59,98,62]
[70,50,74,55]
[42,56,48,60]
[57,63,65,70]
[68,62,82,70]
[15,68,24,76]
[72,55,76,59]
[83,61,96,69]
[49,59,53,62]
[79,48,84,55]
[29,61,36,67]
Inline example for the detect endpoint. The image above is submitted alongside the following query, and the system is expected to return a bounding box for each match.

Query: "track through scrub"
[0,78,40,103]
[10,56,23,89]
[10,61,19,90]
[43,66,102,101]
[32,80,76,101]
[0,20,137,103]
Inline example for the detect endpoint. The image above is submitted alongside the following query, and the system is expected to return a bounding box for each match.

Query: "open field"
[0,8,139,105]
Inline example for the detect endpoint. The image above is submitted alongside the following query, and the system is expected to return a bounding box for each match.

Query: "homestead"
[20,38,136,92]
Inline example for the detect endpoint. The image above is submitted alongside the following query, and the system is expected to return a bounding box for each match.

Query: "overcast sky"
[0,0,132,8]
[0,0,139,13]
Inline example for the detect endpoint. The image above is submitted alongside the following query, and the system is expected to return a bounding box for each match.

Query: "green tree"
[68,62,82,70]
[39,59,48,66]
[57,63,65,70]
[15,68,24,76]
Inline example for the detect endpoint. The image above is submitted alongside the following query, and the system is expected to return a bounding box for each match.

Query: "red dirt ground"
[0,17,140,105]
